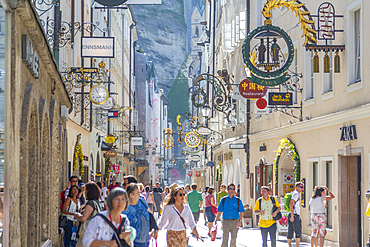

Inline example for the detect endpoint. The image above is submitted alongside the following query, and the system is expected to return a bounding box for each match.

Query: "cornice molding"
[250,103,370,142]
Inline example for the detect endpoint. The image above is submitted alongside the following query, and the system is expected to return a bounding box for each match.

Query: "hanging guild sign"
[105,150,117,158]
[106,134,116,146]
[188,171,193,177]
[268,92,292,105]
[184,131,201,148]
[196,171,201,177]
[238,79,267,99]
[81,37,115,58]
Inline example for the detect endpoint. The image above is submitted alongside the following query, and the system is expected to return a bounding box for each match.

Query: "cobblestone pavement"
[154,213,311,247]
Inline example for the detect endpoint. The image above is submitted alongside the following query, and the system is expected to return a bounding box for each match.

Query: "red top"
[108,184,119,191]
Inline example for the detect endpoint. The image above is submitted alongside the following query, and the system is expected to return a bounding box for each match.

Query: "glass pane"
[326,161,333,228]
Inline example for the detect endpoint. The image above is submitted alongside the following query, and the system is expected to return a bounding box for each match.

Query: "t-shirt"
[108,183,119,191]
[217,191,228,205]
[217,196,245,220]
[187,190,203,212]
[142,192,154,204]
[253,196,280,228]
[309,196,326,214]
[102,187,108,197]
[291,190,300,215]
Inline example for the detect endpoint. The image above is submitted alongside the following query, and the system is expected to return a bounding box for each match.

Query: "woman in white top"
[61,185,81,247]
[158,183,203,247]
[83,187,136,247]
[309,186,335,247]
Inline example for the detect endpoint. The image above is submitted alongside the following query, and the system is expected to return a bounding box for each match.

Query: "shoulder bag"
[97,214,130,247]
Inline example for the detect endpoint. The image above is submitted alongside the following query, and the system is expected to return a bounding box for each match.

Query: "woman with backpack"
[61,185,80,247]
[124,183,155,247]
[309,186,335,247]
[142,186,156,213]
[75,182,102,247]
[82,187,135,247]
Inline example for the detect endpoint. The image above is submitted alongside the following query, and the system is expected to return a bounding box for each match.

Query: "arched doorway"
[228,163,234,184]
[234,159,241,191]
[277,149,295,196]
[255,157,273,198]
[223,164,228,186]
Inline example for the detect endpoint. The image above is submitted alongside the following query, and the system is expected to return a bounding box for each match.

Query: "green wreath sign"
[191,87,208,108]
[273,138,300,185]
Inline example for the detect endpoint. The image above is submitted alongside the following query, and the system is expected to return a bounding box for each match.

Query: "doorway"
[339,155,361,246]
[255,159,273,198]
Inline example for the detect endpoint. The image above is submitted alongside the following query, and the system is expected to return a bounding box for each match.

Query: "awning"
[137,167,147,176]
[101,141,112,151]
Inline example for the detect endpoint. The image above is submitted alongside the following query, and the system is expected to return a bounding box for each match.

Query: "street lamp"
[200,105,211,119]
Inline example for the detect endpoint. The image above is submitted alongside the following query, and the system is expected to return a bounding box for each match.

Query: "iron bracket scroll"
[270,103,302,121]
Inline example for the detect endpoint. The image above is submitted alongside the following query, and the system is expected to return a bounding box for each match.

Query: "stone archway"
[19,84,40,246]
[39,99,51,241]
[223,164,228,185]
[278,148,296,196]
[234,159,241,189]
[228,163,234,184]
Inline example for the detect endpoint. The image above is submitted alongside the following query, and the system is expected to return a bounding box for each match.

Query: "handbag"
[76,200,101,247]
[211,205,218,215]
[273,205,282,221]
[97,214,130,247]
[58,215,68,229]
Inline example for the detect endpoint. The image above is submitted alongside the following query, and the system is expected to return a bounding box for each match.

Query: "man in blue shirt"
[214,183,244,247]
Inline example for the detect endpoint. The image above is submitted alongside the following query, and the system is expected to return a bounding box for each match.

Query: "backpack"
[284,192,297,212]
[258,196,282,220]
[60,189,67,210]
[222,196,240,211]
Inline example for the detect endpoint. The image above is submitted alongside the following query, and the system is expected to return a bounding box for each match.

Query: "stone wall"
[5,0,71,246]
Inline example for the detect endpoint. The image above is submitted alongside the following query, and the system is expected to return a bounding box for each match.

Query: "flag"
[108,111,119,118]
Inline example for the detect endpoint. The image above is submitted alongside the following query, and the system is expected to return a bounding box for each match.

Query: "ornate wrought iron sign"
[238,79,267,98]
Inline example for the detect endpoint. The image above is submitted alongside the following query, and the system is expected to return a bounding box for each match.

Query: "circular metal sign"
[238,79,267,99]
[95,0,128,6]
[106,134,116,144]
[184,131,201,148]
[256,98,268,109]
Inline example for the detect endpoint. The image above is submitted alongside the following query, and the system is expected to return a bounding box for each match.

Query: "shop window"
[325,160,333,229]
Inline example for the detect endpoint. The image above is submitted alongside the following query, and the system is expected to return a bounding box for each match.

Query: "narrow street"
[156,213,311,247]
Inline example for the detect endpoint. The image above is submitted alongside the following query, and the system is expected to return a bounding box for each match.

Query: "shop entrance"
[255,159,273,198]
[339,155,361,246]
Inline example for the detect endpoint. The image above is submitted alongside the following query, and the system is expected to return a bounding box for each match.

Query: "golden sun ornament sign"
[184,131,201,148]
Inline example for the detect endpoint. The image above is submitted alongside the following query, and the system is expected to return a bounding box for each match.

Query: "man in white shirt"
[287,181,304,247]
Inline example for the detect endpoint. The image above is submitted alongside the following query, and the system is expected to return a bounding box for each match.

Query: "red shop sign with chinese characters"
[239,79,267,99]
[188,171,193,177]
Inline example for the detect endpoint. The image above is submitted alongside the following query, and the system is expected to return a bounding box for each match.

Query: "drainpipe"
[246,0,251,184]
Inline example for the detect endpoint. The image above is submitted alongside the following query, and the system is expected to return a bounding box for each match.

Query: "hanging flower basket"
[74,143,85,176]
[273,138,300,185]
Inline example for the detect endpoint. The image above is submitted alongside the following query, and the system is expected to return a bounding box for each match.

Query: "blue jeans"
[260,223,276,247]
[64,220,73,247]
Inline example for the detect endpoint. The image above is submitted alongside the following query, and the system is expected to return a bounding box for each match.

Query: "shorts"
[311,213,327,237]
[192,211,200,221]
[205,206,215,222]
[287,214,301,239]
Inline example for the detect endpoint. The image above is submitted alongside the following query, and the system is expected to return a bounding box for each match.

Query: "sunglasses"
[178,193,185,197]
[71,180,78,183]
[228,188,235,191]
[298,186,304,188]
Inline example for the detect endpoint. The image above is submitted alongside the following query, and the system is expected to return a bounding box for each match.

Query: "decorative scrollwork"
[32,0,59,27]
[46,17,108,49]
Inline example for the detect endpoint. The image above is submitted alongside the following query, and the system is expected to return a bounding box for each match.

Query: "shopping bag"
[211,225,217,241]
[149,237,157,247]
[366,198,370,217]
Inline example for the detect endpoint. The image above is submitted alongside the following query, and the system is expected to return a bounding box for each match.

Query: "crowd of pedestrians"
[60,176,335,247]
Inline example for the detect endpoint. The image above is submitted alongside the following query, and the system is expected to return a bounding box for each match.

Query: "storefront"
[250,107,370,245]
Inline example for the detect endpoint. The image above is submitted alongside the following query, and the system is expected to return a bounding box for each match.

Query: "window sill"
[322,90,334,101]
[304,98,315,107]
[348,80,362,93]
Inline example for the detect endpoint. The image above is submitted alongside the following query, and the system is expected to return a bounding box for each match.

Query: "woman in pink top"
[142,186,156,213]
[205,187,217,237]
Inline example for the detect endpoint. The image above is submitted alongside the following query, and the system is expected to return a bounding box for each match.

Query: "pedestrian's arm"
[199,195,203,209]
[77,204,94,223]
[289,198,295,213]
[210,197,217,207]
[150,193,157,210]
[61,198,75,216]
[324,187,335,201]
[214,211,222,222]
[253,200,262,215]
[239,211,244,221]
